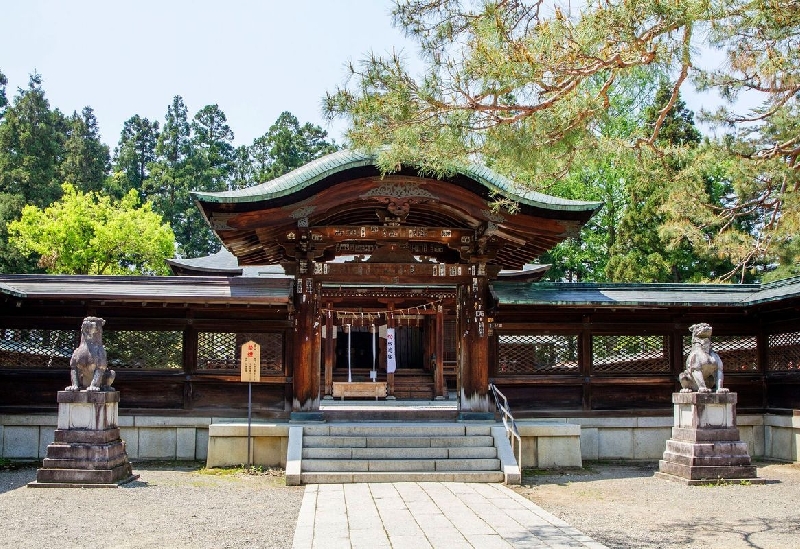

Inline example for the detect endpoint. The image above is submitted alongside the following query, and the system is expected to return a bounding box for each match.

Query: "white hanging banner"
[371,324,377,380]
[346,324,352,382]
[386,328,396,373]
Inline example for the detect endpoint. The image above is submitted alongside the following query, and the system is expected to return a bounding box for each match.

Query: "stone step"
[304,447,447,460]
[301,458,501,473]
[302,436,368,448]
[303,423,488,437]
[302,434,495,448]
[301,471,505,484]
[303,446,497,460]
[294,422,505,485]
[447,446,497,459]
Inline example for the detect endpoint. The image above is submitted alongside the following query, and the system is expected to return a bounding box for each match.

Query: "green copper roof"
[0,274,293,305]
[491,277,800,307]
[192,149,602,212]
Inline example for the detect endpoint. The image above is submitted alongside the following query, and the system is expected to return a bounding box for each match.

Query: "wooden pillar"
[434,304,445,399]
[323,304,334,398]
[757,329,769,409]
[182,324,197,410]
[292,275,321,411]
[459,274,489,411]
[581,318,592,411]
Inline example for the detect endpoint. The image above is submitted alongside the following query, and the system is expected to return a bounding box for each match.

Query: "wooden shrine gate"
[319,287,452,401]
[289,260,498,412]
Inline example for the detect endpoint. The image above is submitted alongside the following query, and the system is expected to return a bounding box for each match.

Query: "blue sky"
[1,0,416,148]
[2,1,744,150]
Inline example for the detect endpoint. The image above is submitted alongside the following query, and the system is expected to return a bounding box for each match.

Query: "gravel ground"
[0,462,304,549]
[1,460,798,549]
[514,461,800,549]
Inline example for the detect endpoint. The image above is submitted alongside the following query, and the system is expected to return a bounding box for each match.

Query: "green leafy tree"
[180,104,236,255]
[249,111,338,182]
[326,0,800,281]
[146,96,214,258]
[606,82,711,282]
[191,103,235,192]
[0,73,65,207]
[0,73,67,272]
[229,144,253,190]
[644,80,702,148]
[8,183,175,275]
[59,106,110,194]
[0,193,33,273]
[0,69,7,118]
[538,71,658,282]
[112,114,159,198]
[540,156,629,281]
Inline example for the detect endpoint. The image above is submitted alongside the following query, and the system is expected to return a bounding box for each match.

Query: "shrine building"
[1,149,799,464]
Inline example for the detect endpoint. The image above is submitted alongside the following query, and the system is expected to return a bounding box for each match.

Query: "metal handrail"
[488,381,522,469]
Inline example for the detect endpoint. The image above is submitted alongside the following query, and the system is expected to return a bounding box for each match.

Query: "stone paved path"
[292,482,607,549]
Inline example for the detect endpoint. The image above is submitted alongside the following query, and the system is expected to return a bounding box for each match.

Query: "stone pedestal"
[29,390,137,488]
[656,392,764,485]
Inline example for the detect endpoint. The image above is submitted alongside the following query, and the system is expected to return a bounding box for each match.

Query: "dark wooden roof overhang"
[195,163,600,271]
[490,279,800,327]
[0,275,293,308]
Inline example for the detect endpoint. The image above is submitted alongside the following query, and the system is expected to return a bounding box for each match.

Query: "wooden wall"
[0,300,293,418]
[2,296,799,417]
[491,306,800,416]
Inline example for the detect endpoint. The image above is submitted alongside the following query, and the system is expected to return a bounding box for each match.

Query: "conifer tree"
[60,106,110,194]
[112,114,159,198]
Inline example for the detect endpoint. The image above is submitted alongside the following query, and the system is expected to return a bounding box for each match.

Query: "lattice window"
[197,332,284,373]
[443,320,457,363]
[592,335,670,374]
[105,330,183,370]
[0,329,78,368]
[497,334,579,374]
[682,335,757,372]
[768,332,800,372]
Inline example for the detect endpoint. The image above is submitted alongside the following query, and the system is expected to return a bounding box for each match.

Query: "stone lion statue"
[679,323,728,393]
[65,317,115,392]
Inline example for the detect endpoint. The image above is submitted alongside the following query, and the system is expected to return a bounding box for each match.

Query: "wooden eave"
[197,173,596,270]
[491,278,800,314]
[0,275,293,307]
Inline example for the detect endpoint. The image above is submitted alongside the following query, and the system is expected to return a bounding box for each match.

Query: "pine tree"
[0,70,8,119]
[0,73,66,272]
[0,73,64,207]
[250,111,338,182]
[60,106,110,193]
[112,114,159,198]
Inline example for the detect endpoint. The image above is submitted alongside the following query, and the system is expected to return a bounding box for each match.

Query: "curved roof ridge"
[191,149,602,212]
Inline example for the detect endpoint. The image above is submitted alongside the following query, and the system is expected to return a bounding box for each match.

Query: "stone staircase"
[287,423,518,484]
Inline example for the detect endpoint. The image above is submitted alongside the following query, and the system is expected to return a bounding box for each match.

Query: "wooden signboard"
[240,341,261,382]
